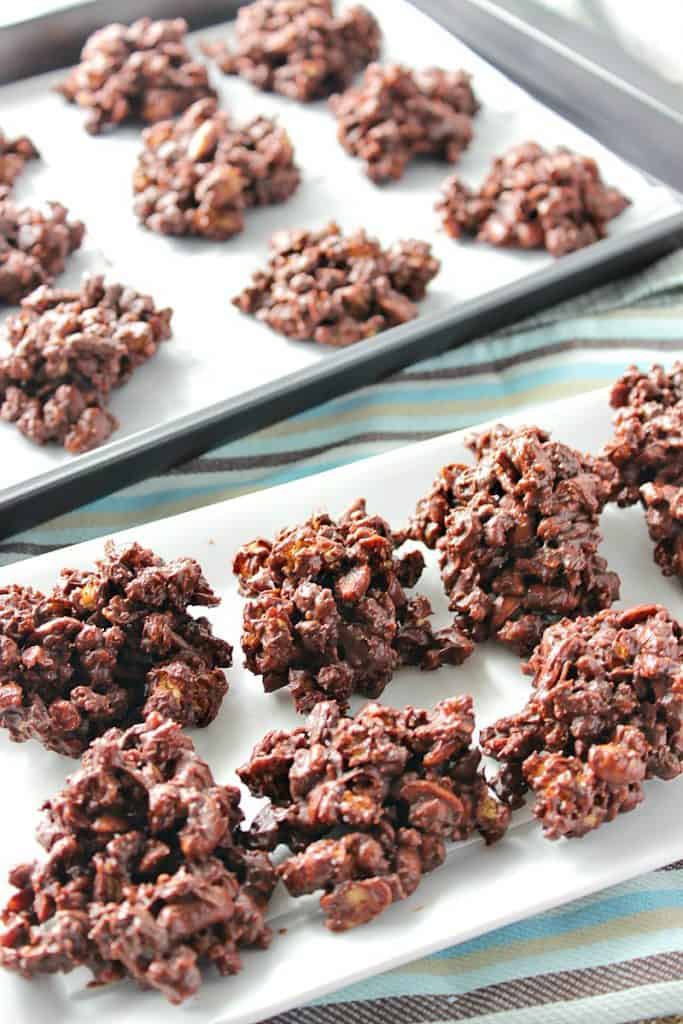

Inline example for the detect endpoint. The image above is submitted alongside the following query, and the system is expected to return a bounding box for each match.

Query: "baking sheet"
[0,387,681,1024]
[0,0,681,495]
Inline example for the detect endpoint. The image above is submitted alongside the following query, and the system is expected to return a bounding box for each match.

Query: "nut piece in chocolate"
[0,275,172,453]
[233,497,472,713]
[57,17,216,134]
[133,98,300,239]
[437,142,630,256]
[480,604,683,839]
[0,713,274,1003]
[0,540,232,756]
[330,63,479,183]
[410,424,620,654]
[233,222,440,346]
[0,130,39,190]
[239,695,509,930]
[0,194,84,305]
[202,0,381,102]
[605,362,682,581]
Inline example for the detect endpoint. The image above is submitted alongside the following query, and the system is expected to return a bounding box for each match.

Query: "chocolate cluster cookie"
[410,424,620,654]
[57,18,216,134]
[0,541,232,757]
[0,275,172,452]
[202,0,381,102]
[239,695,509,930]
[233,498,472,713]
[233,222,440,346]
[480,604,683,839]
[0,194,84,305]
[133,98,300,240]
[437,142,630,256]
[0,130,38,190]
[330,64,479,183]
[605,362,682,580]
[0,714,274,1003]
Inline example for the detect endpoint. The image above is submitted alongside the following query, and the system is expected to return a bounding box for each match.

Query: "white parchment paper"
[0,0,680,492]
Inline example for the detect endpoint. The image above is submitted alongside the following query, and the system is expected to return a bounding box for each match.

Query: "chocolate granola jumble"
[233,222,440,346]
[133,98,300,240]
[0,130,38,190]
[480,604,683,839]
[0,714,275,1003]
[330,64,479,183]
[202,0,381,102]
[239,695,509,930]
[410,424,620,655]
[0,194,84,305]
[605,362,683,580]
[57,18,216,134]
[0,275,172,453]
[233,498,473,713]
[0,541,232,757]
[436,142,630,257]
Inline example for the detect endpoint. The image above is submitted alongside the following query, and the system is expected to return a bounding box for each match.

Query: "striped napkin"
[2,248,683,1024]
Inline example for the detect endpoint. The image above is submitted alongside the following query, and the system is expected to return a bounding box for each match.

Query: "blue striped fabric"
[2,250,683,1024]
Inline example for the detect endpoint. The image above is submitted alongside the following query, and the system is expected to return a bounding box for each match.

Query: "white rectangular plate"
[0,386,681,1023]
[0,0,681,494]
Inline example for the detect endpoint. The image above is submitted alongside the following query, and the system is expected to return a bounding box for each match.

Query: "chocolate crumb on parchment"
[239,695,509,930]
[57,17,216,134]
[233,497,472,713]
[0,540,232,757]
[330,63,479,183]
[133,98,300,240]
[410,424,620,655]
[480,604,683,839]
[0,193,84,306]
[0,714,274,1003]
[233,222,440,346]
[202,0,381,102]
[0,130,39,191]
[605,362,682,580]
[437,141,630,256]
[0,275,171,453]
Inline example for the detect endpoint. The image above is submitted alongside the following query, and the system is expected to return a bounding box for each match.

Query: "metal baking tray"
[0,0,682,540]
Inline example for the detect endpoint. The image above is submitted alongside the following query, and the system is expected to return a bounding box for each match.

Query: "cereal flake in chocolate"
[233,497,472,713]
[0,130,39,191]
[239,695,509,930]
[0,275,171,453]
[480,604,683,839]
[0,714,274,1003]
[57,18,216,134]
[133,98,300,239]
[437,142,630,256]
[330,63,479,183]
[410,424,620,654]
[233,222,440,346]
[0,194,84,305]
[202,0,381,102]
[0,540,232,756]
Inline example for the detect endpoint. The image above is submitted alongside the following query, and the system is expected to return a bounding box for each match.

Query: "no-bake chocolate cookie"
[57,18,216,134]
[239,695,509,930]
[133,98,300,239]
[0,275,171,452]
[233,498,473,713]
[233,222,440,346]
[0,194,84,305]
[480,604,683,839]
[0,130,39,191]
[410,424,620,654]
[0,541,232,756]
[437,142,630,256]
[202,0,381,102]
[0,714,274,1003]
[330,63,478,183]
